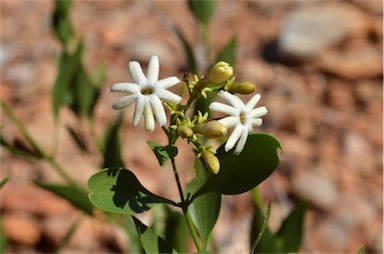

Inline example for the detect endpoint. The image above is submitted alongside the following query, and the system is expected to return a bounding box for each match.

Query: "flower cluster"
[110,55,268,172]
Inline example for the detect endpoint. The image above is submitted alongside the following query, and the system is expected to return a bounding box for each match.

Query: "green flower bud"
[227,81,256,94]
[178,125,194,139]
[208,61,233,83]
[193,121,227,139]
[201,150,220,175]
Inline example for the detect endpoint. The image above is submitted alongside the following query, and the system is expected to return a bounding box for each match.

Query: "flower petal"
[250,118,263,126]
[132,96,145,127]
[218,116,239,129]
[225,124,243,152]
[149,95,167,127]
[129,61,147,85]
[209,102,240,116]
[109,82,139,93]
[156,77,180,89]
[250,106,268,118]
[234,128,249,155]
[147,55,159,84]
[218,91,244,109]
[144,100,155,132]
[245,93,261,111]
[156,89,182,104]
[112,94,138,110]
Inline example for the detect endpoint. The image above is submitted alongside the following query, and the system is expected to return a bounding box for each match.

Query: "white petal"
[156,77,180,89]
[156,89,182,104]
[144,100,155,132]
[245,94,261,111]
[149,95,167,127]
[209,102,240,116]
[250,106,268,118]
[132,97,145,127]
[112,94,138,109]
[225,124,243,152]
[218,91,245,109]
[129,61,147,85]
[250,118,263,126]
[234,128,249,155]
[109,82,139,93]
[218,116,239,129]
[147,55,159,84]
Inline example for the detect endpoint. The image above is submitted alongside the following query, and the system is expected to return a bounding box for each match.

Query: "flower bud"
[208,61,233,83]
[201,150,220,174]
[227,82,256,94]
[178,125,194,139]
[193,121,227,139]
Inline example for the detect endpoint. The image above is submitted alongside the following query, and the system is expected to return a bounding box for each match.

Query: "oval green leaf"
[186,159,221,250]
[193,133,281,197]
[87,168,176,214]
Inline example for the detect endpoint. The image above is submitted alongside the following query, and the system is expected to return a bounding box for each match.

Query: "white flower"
[209,91,268,155]
[109,55,182,132]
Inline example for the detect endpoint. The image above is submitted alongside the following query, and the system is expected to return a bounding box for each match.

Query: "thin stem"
[1,101,81,189]
[170,157,185,203]
[201,23,212,69]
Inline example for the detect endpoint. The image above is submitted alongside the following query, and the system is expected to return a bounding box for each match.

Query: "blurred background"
[0,0,382,253]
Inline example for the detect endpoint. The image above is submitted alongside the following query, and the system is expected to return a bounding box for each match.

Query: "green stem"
[170,157,185,203]
[163,123,202,251]
[200,23,211,68]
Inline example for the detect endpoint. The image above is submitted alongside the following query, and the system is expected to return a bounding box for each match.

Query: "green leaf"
[133,216,178,254]
[0,218,7,253]
[214,36,237,66]
[52,0,74,47]
[147,141,178,167]
[188,0,217,26]
[275,200,306,252]
[66,126,88,152]
[0,176,10,189]
[33,180,93,216]
[87,168,177,214]
[0,135,43,159]
[357,244,365,254]
[152,205,189,253]
[178,31,197,73]
[193,133,281,198]
[52,42,83,119]
[186,159,221,250]
[250,200,272,253]
[102,114,124,168]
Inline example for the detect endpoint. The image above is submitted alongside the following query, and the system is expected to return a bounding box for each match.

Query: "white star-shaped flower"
[109,55,182,132]
[209,91,268,155]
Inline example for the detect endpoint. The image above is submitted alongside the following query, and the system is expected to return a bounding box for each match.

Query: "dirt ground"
[0,0,383,253]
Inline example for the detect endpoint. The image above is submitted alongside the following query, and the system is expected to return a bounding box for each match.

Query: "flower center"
[239,112,247,125]
[141,86,154,95]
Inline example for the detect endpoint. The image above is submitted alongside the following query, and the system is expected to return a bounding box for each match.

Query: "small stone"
[292,169,338,210]
[3,212,42,245]
[319,47,383,79]
[278,3,369,59]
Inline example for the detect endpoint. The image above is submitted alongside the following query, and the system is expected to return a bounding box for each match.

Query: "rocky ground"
[0,1,383,253]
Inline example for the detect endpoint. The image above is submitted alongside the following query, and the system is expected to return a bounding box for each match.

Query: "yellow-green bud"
[193,121,227,139]
[201,150,220,175]
[178,125,194,139]
[208,61,233,83]
[227,82,256,94]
